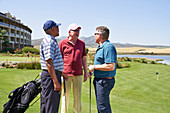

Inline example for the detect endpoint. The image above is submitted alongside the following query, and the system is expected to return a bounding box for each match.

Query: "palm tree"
[0,28,7,52]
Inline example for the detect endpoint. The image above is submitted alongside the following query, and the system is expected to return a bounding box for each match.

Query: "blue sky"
[0,0,170,46]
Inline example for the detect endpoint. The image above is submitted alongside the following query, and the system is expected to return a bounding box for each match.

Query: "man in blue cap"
[40,20,68,113]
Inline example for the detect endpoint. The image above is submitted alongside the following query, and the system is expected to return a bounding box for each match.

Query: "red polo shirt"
[59,38,87,76]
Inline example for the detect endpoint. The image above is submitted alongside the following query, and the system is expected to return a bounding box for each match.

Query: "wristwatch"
[93,65,95,70]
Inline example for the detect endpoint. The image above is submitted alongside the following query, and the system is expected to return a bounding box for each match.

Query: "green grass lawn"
[0,62,170,113]
[0,54,40,62]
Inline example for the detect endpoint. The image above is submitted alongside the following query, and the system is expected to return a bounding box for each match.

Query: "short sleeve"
[43,41,55,60]
[82,42,87,57]
[104,45,117,63]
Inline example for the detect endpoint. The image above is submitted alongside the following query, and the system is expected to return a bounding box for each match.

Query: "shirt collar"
[97,40,110,49]
[66,37,79,45]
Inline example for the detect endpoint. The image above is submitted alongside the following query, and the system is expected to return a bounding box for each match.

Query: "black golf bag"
[3,74,42,113]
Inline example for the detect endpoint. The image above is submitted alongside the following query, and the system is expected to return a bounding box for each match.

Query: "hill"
[32,36,170,48]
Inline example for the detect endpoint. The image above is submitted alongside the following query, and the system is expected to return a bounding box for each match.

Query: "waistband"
[43,69,62,75]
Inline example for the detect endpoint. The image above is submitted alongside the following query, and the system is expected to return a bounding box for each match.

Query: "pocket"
[106,79,115,89]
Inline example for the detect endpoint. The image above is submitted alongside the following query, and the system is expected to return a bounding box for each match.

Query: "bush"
[2,48,15,54]
[141,59,148,63]
[17,62,41,69]
[22,47,40,54]
[85,47,89,54]
[117,62,131,69]
[121,63,131,68]
[17,63,25,69]
[151,61,156,64]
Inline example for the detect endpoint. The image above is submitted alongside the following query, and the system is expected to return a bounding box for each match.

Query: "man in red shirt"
[59,23,88,113]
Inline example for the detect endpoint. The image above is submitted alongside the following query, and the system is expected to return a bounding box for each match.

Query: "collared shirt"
[58,37,87,76]
[40,34,63,72]
[94,40,117,78]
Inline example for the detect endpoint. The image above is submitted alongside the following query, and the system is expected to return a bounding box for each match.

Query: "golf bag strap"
[8,87,21,98]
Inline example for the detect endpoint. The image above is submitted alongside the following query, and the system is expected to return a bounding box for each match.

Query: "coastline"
[117,52,170,56]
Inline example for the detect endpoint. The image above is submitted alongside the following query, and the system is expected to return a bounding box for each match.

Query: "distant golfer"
[89,26,117,113]
[40,20,68,113]
[27,52,30,58]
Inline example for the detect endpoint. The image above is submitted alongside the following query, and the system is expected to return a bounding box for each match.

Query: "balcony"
[16,27,21,30]
[21,35,24,38]
[0,22,9,27]
[10,25,16,29]
[10,33,15,37]
[16,34,20,37]
[9,41,15,44]
[5,32,9,36]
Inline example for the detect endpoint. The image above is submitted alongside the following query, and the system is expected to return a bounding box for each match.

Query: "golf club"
[89,71,92,113]
[63,77,67,113]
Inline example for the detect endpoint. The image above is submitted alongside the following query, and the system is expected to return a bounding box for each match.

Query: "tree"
[0,28,7,52]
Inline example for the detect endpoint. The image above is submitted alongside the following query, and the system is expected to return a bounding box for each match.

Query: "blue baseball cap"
[43,20,61,31]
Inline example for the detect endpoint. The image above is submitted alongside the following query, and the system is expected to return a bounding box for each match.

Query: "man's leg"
[93,78,115,113]
[73,76,82,113]
[61,76,72,113]
[41,70,61,113]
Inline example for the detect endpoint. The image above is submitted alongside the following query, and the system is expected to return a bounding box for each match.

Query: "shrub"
[14,48,22,54]
[2,48,15,53]
[117,62,131,69]
[17,63,25,69]
[141,59,148,64]
[121,63,131,68]
[134,58,142,63]
[25,63,32,69]
[117,62,123,69]
[17,62,41,69]
[22,47,40,54]
[85,47,89,54]
[151,61,156,64]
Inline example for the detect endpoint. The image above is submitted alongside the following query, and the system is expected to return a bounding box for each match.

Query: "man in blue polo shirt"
[89,26,117,113]
[40,20,68,113]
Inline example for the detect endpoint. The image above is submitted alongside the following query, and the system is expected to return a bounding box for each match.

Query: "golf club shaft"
[89,72,92,113]
[63,77,67,113]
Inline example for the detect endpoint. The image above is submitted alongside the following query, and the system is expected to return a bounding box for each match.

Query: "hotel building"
[0,12,32,51]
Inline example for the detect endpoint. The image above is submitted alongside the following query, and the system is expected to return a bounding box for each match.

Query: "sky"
[0,0,170,46]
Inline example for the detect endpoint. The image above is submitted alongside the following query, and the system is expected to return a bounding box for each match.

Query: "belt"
[95,77,114,79]
[103,77,114,79]
[43,69,62,75]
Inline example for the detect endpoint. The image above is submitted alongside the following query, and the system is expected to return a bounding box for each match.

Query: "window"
[0,18,3,22]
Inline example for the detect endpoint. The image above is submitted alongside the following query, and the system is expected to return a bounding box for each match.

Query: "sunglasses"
[94,33,101,35]
[71,29,80,32]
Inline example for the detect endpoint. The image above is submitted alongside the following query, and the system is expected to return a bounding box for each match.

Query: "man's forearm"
[94,63,115,71]
[82,56,88,74]
[46,59,59,83]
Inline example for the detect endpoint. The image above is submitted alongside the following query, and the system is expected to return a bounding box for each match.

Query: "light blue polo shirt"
[94,40,117,78]
[40,34,64,72]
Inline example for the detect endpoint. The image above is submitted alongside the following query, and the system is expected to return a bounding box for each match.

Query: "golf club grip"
[63,77,66,93]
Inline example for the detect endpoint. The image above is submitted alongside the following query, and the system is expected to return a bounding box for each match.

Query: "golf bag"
[3,74,41,113]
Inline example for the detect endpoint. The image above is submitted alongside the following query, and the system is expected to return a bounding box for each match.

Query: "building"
[0,12,32,51]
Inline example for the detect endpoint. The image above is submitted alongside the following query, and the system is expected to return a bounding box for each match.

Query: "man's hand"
[88,65,95,72]
[53,81,61,94]
[83,72,89,82]
[62,72,69,81]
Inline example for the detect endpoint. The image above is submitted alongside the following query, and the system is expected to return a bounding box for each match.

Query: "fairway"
[0,62,170,113]
[0,55,40,62]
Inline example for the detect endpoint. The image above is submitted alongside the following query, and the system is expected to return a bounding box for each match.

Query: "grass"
[0,62,170,113]
[0,54,40,62]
